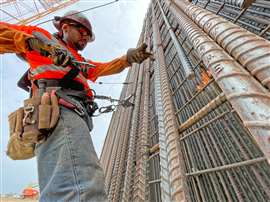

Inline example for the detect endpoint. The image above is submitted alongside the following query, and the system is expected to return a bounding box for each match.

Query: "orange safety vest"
[2,22,96,97]
[27,31,96,97]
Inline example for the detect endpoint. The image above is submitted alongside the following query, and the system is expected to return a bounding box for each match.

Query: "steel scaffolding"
[101,0,270,201]
[0,0,78,24]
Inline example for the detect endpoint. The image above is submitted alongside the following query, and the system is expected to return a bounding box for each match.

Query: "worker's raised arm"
[0,22,53,54]
[0,23,33,54]
[86,55,130,82]
[85,43,152,81]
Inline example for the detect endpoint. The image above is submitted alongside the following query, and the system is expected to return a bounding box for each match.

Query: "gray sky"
[0,0,150,194]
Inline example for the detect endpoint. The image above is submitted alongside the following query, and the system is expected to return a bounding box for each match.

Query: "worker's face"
[62,23,91,51]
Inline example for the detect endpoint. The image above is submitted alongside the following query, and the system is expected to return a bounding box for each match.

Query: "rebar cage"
[100,0,270,201]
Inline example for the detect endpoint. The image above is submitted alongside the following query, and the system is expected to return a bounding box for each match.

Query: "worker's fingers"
[61,55,71,67]
[144,52,153,58]
[148,54,155,61]
[137,43,148,51]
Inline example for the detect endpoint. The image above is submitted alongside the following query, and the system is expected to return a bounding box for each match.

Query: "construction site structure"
[100,0,270,201]
[0,0,78,25]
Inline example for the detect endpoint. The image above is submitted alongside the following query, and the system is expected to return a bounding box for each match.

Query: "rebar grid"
[101,0,270,201]
[214,0,255,9]
[177,0,270,90]
[154,0,270,201]
[192,0,270,40]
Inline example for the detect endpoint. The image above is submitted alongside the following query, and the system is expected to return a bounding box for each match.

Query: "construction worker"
[0,11,151,202]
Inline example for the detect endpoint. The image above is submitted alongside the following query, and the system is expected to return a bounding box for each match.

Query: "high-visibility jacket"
[0,22,130,98]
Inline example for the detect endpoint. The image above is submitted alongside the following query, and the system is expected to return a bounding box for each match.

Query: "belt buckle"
[74,107,85,117]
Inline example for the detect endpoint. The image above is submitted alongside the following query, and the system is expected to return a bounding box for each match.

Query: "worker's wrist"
[121,54,132,67]
[14,34,33,53]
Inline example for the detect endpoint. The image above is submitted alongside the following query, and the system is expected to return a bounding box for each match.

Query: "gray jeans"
[35,106,107,202]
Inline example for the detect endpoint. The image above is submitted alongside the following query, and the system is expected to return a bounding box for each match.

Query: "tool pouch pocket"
[6,92,60,160]
[22,96,42,144]
[7,107,35,160]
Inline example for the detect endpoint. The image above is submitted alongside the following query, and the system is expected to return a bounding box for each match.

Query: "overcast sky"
[0,0,150,194]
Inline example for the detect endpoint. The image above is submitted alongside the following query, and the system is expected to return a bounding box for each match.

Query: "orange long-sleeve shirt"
[0,23,33,54]
[0,22,130,82]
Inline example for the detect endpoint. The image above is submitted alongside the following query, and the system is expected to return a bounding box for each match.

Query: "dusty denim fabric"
[35,107,107,202]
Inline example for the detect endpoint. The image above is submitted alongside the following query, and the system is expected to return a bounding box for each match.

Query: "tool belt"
[7,79,97,160]
[7,91,60,160]
[55,89,96,131]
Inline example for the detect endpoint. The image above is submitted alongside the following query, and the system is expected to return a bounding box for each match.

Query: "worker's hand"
[49,48,71,67]
[127,43,153,64]
[27,38,71,67]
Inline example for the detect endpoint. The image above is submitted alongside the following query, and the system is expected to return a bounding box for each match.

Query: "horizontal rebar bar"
[215,0,255,9]
[149,143,160,154]
[180,109,233,140]
[186,157,267,176]
[179,93,226,132]
[149,179,162,184]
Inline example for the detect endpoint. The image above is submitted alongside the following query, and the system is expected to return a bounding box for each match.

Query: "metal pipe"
[173,0,270,90]
[156,0,195,80]
[167,1,270,163]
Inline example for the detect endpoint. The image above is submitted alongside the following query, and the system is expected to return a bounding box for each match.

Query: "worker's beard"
[62,34,86,51]
[74,41,87,51]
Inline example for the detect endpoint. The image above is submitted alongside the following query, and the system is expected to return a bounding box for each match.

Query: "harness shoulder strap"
[33,32,82,89]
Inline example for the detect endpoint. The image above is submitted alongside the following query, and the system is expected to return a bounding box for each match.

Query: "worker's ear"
[61,23,69,34]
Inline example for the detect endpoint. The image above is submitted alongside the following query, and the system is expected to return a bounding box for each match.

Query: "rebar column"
[152,3,189,201]
[108,64,139,201]
[152,9,173,202]
[122,64,144,201]
[105,70,133,196]
[132,59,151,202]
[156,0,195,80]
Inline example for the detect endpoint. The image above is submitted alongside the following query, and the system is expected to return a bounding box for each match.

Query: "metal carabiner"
[23,104,35,125]
[98,105,116,114]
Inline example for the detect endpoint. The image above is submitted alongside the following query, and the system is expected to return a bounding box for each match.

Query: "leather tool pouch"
[6,108,35,160]
[6,92,60,160]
